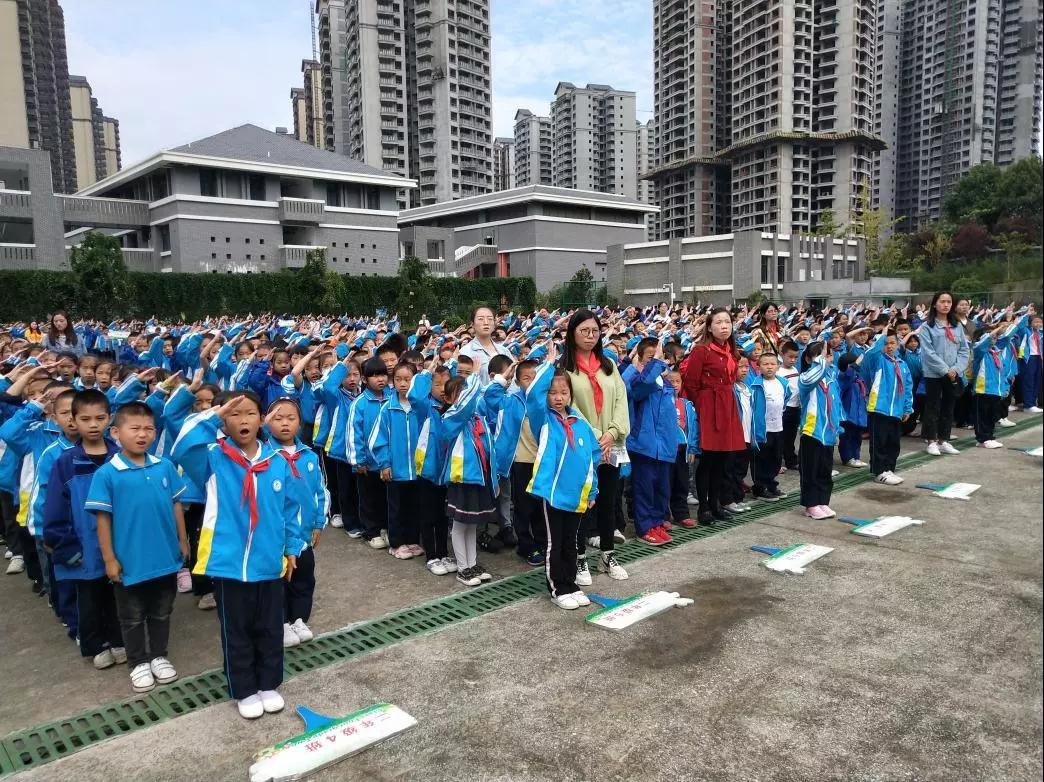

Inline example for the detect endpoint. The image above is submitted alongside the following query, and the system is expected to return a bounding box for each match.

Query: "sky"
[62,0,655,165]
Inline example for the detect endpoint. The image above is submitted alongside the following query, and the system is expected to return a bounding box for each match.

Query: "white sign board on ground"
[753,544,833,575]
[249,703,416,782]
[839,515,925,538]
[916,482,981,501]
[585,591,694,631]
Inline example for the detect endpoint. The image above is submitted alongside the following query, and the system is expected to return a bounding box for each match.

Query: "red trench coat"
[682,343,746,452]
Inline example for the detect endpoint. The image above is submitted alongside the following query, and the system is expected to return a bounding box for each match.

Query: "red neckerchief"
[854,374,868,400]
[708,340,737,379]
[1034,331,1041,356]
[886,355,904,396]
[675,398,686,430]
[943,325,958,344]
[989,348,1002,372]
[219,439,270,533]
[575,352,604,415]
[278,447,302,478]
[470,417,489,475]
[552,409,577,449]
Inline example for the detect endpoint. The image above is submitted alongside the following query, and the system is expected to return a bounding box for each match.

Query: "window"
[260,255,265,261]
[211,252,217,259]
[158,225,171,252]
[366,187,381,210]
[200,170,218,197]
[245,238,250,244]
[246,254,252,260]
[224,173,243,199]
[210,236,216,243]
[226,253,232,260]
[326,182,342,207]
[248,174,266,201]
[259,238,264,245]
[226,237,230,243]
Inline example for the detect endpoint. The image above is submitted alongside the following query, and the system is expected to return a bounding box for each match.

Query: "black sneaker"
[710,507,729,522]
[477,530,504,553]
[456,567,481,587]
[753,488,780,502]
[697,510,714,525]
[497,525,518,547]
[769,487,788,499]
[474,562,493,582]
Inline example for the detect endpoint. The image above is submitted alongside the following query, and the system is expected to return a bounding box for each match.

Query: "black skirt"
[446,481,497,526]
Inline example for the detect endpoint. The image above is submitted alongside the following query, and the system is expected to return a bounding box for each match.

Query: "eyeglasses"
[576,328,601,337]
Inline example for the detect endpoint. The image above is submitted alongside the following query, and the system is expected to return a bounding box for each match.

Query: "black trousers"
[386,480,420,548]
[754,431,784,492]
[184,503,212,597]
[722,448,752,505]
[0,491,22,556]
[868,412,901,476]
[355,469,386,538]
[799,436,834,508]
[318,448,339,517]
[668,446,692,522]
[901,395,925,436]
[578,463,620,555]
[213,578,283,699]
[695,450,730,512]
[333,460,360,530]
[417,478,449,561]
[18,526,42,583]
[974,394,1003,443]
[953,382,975,428]
[113,573,176,667]
[510,462,545,557]
[76,576,123,657]
[541,501,580,598]
[284,546,316,623]
[781,406,801,468]
[922,376,960,442]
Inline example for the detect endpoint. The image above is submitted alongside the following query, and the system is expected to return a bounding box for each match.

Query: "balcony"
[0,243,36,268]
[0,189,32,220]
[58,195,149,228]
[280,244,324,268]
[278,197,325,224]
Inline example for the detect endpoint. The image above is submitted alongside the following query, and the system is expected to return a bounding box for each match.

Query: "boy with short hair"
[42,390,126,669]
[86,402,189,692]
[778,341,802,470]
[750,353,791,501]
[665,369,699,528]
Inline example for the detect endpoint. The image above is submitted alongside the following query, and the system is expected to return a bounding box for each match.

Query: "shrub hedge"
[0,270,536,322]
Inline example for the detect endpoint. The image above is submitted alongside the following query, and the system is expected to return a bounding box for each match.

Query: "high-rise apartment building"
[648,0,882,239]
[310,0,492,207]
[513,108,552,186]
[0,0,77,192]
[550,82,637,198]
[68,75,120,189]
[492,137,514,190]
[875,0,1044,228]
[637,118,656,233]
[291,59,325,150]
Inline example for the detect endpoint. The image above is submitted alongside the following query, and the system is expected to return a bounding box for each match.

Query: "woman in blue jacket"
[918,291,969,456]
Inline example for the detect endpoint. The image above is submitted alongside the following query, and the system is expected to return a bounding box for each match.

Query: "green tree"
[995,156,1044,241]
[563,265,595,306]
[942,163,1003,228]
[876,234,916,274]
[68,231,129,320]
[921,233,953,270]
[852,180,904,274]
[951,274,985,302]
[395,255,434,325]
[996,232,1031,283]
[812,208,843,238]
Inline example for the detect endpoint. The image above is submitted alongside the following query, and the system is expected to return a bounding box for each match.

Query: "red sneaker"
[655,525,674,543]
[662,520,674,531]
[640,530,665,546]
[677,518,697,528]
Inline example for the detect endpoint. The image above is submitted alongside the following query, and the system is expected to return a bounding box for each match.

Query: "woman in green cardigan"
[559,309,631,584]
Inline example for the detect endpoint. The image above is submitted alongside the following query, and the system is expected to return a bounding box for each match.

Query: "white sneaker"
[575,557,593,586]
[111,646,127,665]
[368,535,388,550]
[426,558,449,576]
[552,594,580,610]
[291,618,314,642]
[977,440,1004,449]
[282,623,301,648]
[1028,406,1044,413]
[441,556,458,573]
[724,502,746,514]
[150,656,178,684]
[5,555,24,575]
[875,471,904,486]
[586,536,600,549]
[130,663,155,693]
[998,417,1016,428]
[3,549,11,560]
[613,529,626,543]
[687,493,699,505]
[844,459,867,468]
[197,593,217,610]
[259,689,284,713]
[926,442,941,456]
[830,470,840,477]
[599,551,629,580]
[380,529,390,546]
[237,693,264,719]
[939,441,960,455]
[572,591,591,607]
[329,514,343,528]
[93,649,116,670]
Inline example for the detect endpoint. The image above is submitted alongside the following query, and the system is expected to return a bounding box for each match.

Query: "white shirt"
[778,366,801,408]
[763,378,785,433]
[458,338,513,384]
[736,383,753,445]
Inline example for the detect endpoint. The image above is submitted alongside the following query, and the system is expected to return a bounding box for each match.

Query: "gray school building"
[0,123,412,274]
[397,185,656,291]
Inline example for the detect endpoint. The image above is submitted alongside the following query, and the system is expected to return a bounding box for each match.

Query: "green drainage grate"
[2,417,1039,777]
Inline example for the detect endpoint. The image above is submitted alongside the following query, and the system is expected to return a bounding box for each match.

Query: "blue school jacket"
[837,360,869,428]
[369,379,429,482]
[0,400,51,507]
[42,440,119,581]
[244,360,290,412]
[434,374,497,489]
[315,363,357,461]
[748,374,791,447]
[280,374,319,425]
[267,437,328,538]
[525,363,600,513]
[972,334,1014,397]
[861,335,914,419]
[676,397,701,456]
[900,347,925,396]
[483,378,527,478]
[27,433,75,536]
[170,411,306,582]
[345,388,389,470]
[799,356,845,447]
[411,373,451,484]
[163,385,206,504]
[622,358,677,462]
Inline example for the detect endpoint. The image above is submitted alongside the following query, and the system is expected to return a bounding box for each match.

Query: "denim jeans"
[113,574,177,667]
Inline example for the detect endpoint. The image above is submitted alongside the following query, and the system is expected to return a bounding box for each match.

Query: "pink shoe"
[176,568,192,593]
[804,506,828,519]
[407,544,425,557]
[817,505,837,518]
[389,545,414,560]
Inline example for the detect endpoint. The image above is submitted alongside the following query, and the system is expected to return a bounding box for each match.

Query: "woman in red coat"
[683,308,745,524]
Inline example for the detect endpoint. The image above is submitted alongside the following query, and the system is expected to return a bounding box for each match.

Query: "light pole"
[662,281,675,305]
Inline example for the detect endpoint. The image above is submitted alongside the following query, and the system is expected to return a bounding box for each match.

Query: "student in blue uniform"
[346,358,390,547]
[971,322,1019,449]
[86,402,189,694]
[798,342,844,520]
[860,330,914,484]
[750,352,791,501]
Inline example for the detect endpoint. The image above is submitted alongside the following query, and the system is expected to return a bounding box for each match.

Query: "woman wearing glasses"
[559,309,631,584]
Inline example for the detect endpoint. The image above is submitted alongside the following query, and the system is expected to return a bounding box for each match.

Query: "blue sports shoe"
[526,550,546,567]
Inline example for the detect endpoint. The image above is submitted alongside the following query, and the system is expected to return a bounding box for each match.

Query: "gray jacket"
[919,321,970,379]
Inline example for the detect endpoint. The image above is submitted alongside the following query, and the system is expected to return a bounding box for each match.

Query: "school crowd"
[1,294,1040,718]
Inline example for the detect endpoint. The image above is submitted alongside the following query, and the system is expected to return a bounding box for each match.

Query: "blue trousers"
[630,452,671,535]
[1021,356,1042,407]
[838,422,864,463]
